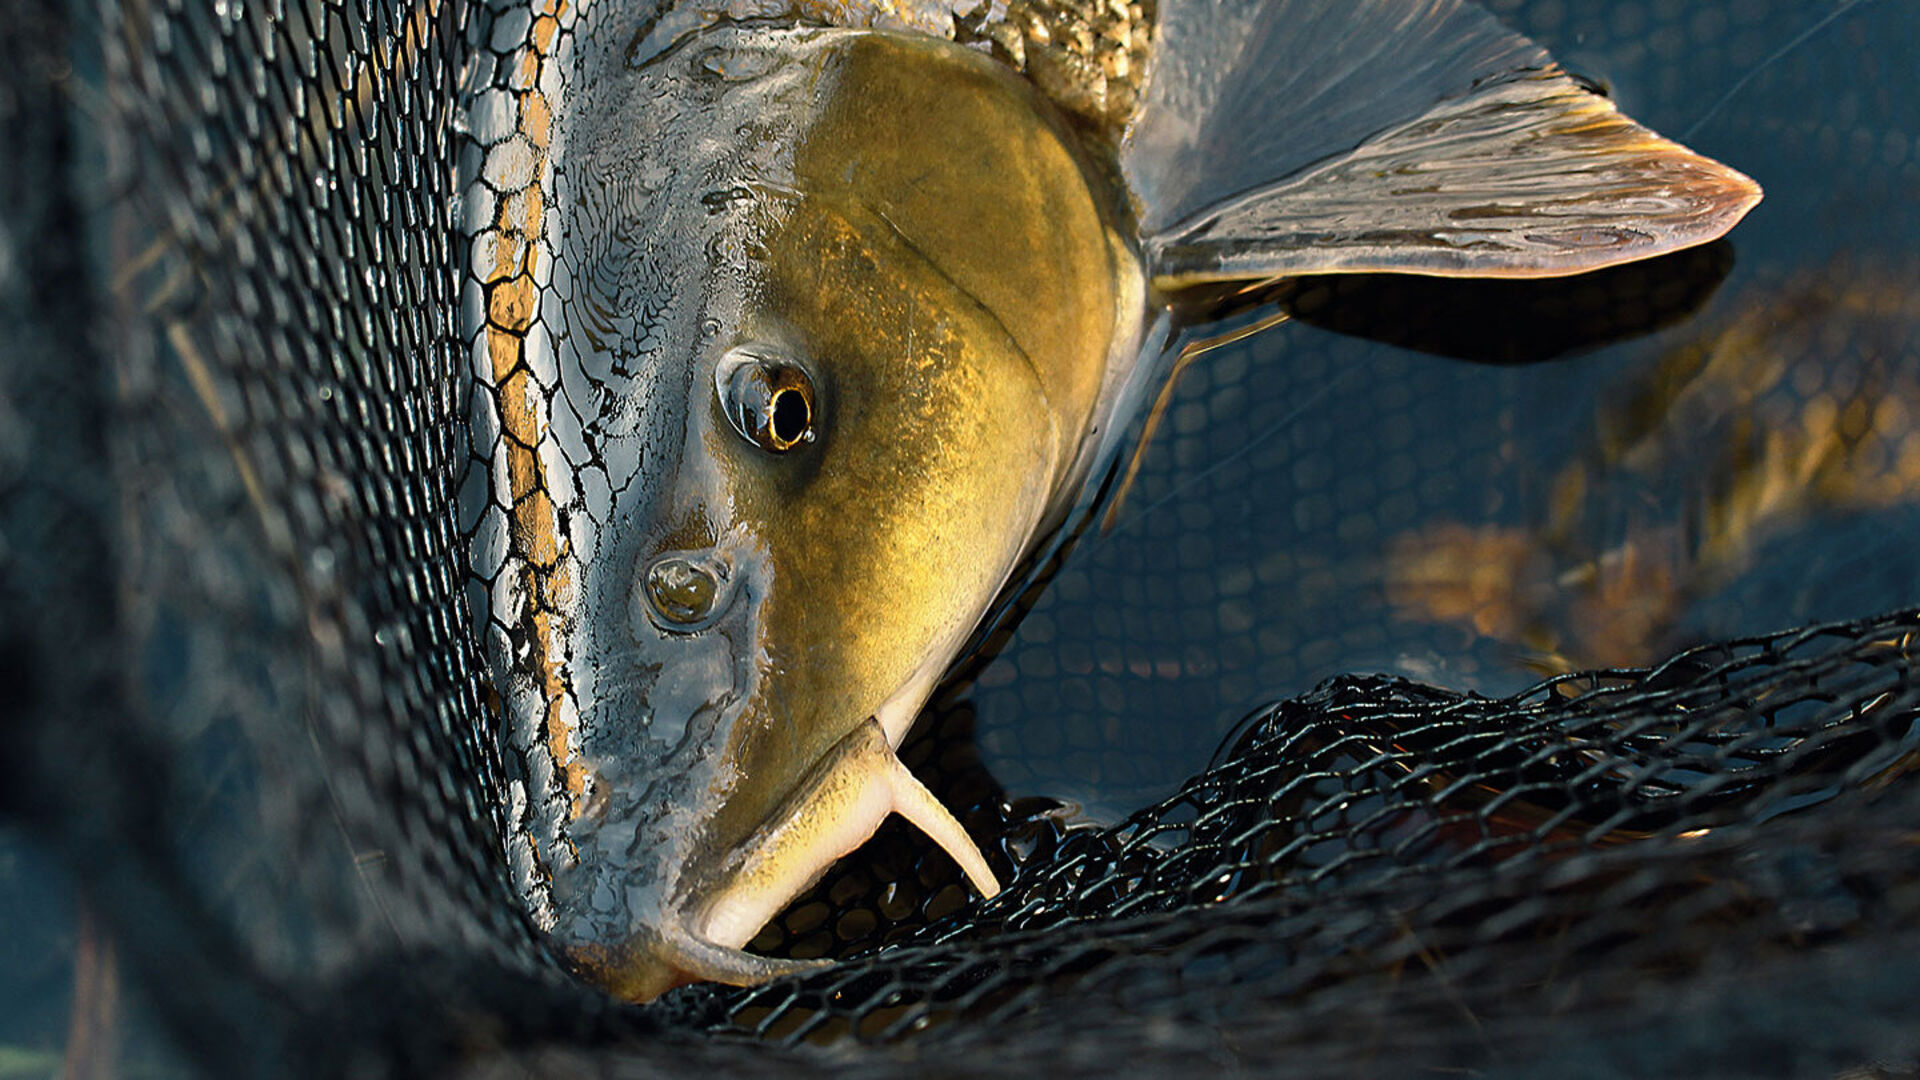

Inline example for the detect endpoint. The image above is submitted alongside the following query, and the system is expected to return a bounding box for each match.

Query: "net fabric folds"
[4,0,1918,1077]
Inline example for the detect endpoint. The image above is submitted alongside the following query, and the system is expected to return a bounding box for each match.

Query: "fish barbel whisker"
[696,718,1001,955]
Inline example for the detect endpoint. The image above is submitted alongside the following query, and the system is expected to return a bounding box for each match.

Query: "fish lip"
[659,729,879,952]
[564,917,830,1004]
[566,716,1001,1002]
[558,729,862,1001]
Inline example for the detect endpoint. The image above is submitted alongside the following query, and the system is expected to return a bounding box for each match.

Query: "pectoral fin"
[1145,70,1762,287]
[1124,0,1761,290]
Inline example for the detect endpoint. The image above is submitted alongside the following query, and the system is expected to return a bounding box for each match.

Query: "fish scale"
[4,0,1920,1076]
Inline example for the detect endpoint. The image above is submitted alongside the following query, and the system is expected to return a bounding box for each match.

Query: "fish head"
[490,27,1143,1000]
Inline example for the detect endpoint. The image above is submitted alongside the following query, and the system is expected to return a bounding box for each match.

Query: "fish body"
[457,0,1759,999]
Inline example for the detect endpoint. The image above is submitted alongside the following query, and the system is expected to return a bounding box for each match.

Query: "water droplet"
[696,45,778,83]
[700,186,754,214]
[646,556,719,627]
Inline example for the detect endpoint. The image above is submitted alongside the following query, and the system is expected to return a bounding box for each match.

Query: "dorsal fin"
[1124,0,1760,287]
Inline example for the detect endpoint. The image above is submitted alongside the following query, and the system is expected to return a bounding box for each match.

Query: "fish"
[455,0,1761,1000]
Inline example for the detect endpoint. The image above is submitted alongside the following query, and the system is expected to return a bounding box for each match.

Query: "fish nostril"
[643,554,724,631]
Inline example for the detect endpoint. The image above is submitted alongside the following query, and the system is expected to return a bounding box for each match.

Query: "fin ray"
[1125,0,1760,286]
[1124,0,1551,236]
[1146,70,1762,286]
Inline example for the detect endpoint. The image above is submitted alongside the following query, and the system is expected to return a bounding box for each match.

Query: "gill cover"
[461,21,1141,1000]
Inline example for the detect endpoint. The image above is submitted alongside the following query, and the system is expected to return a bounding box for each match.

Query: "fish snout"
[543,792,836,1003]
[562,932,696,1004]
[540,717,1002,1003]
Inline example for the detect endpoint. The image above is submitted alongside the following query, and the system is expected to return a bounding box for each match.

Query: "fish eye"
[716,345,816,454]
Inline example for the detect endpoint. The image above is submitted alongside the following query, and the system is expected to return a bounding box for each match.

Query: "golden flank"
[459,0,1760,999]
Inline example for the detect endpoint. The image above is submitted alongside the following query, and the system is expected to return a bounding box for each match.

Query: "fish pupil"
[770,387,810,448]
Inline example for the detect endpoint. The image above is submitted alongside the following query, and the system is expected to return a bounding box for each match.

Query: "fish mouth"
[566,716,1002,1002]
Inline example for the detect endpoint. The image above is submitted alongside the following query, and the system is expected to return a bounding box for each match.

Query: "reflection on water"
[967,0,1920,823]
[1387,261,1920,675]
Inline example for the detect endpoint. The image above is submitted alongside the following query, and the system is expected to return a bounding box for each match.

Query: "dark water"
[967,0,1920,821]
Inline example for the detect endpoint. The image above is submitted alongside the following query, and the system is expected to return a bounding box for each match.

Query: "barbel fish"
[457,0,1760,999]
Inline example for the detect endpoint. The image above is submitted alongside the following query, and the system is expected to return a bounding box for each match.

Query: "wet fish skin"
[464,17,1141,998]
[460,0,1758,999]
[686,27,1142,876]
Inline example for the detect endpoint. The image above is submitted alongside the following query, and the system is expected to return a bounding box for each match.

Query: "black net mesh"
[5,0,1920,1076]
